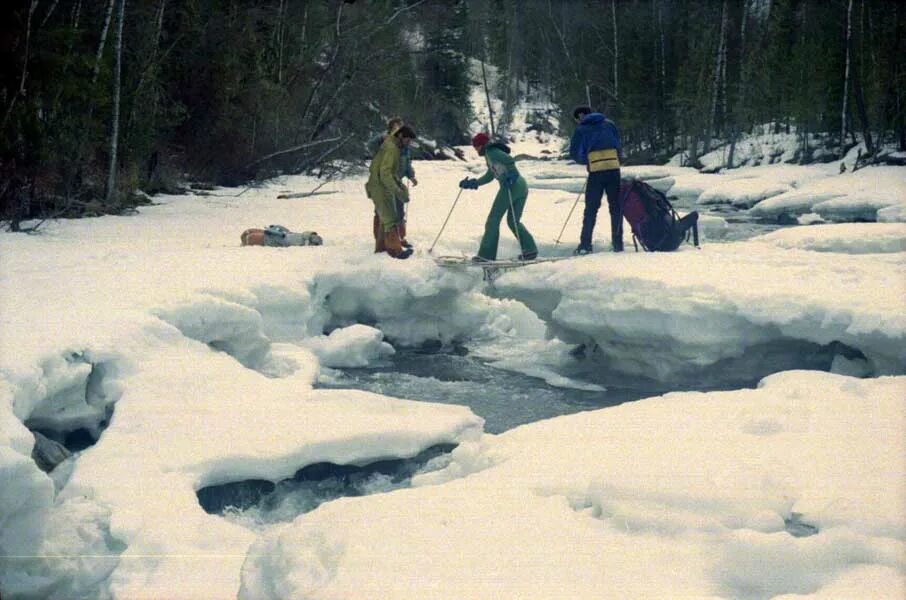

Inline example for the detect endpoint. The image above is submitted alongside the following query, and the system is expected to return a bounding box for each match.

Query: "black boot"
[611,219,624,252]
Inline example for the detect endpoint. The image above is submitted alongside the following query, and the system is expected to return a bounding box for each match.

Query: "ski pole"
[555,182,587,244]
[506,184,525,256]
[428,188,463,254]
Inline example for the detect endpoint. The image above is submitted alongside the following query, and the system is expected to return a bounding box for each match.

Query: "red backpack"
[619,179,700,251]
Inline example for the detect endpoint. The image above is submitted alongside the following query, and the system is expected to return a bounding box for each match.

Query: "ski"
[433,254,575,270]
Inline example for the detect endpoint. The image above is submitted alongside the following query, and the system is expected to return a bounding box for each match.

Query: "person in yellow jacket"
[365,125,416,259]
[367,117,418,253]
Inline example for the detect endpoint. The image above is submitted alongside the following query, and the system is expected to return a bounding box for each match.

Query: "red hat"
[471,132,490,148]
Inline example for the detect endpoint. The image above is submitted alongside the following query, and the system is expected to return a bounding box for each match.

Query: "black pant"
[580,168,622,250]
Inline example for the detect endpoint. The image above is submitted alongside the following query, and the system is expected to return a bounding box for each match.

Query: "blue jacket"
[569,113,622,166]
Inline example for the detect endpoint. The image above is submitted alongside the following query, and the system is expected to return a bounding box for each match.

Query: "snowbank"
[698,177,791,207]
[491,243,906,381]
[240,371,906,600]
[749,166,906,222]
[752,223,906,254]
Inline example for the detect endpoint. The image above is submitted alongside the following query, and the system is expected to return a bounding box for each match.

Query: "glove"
[459,178,478,190]
[502,170,519,187]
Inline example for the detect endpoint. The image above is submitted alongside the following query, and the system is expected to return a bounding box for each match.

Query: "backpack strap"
[265,224,289,238]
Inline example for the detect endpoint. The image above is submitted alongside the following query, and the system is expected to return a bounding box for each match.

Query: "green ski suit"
[366,136,409,233]
[473,144,537,260]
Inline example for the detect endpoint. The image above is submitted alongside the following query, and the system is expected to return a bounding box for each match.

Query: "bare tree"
[92,0,116,85]
[105,0,126,205]
[611,0,619,102]
[706,0,729,155]
[128,0,167,132]
[840,0,853,158]
[728,0,749,168]
[481,56,496,136]
[2,0,40,133]
[851,0,874,157]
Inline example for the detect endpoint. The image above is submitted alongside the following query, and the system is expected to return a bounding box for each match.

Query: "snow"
[698,177,791,207]
[491,245,905,380]
[749,166,906,222]
[2,129,905,598]
[694,127,819,170]
[752,223,906,254]
[241,372,905,600]
[302,324,395,368]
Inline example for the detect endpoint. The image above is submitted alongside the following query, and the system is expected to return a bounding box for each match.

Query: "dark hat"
[471,132,490,148]
[573,105,592,120]
[395,125,417,139]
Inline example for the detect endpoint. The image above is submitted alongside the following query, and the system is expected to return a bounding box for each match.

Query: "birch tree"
[92,0,116,85]
[728,0,752,169]
[840,0,853,158]
[611,0,619,102]
[706,0,729,154]
[105,0,126,205]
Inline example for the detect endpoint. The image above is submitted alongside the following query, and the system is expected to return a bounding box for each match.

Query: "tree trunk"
[706,0,729,155]
[851,0,874,156]
[851,47,874,156]
[840,0,853,159]
[611,0,619,102]
[127,0,166,133]
[92,0,117,85]
[39,0,59,28]
[276,0,286,85]
[105,0,126,206]
[657,0,668,152]
[728,0,752,170]
[1,0,40,133]
[480,56,495,136]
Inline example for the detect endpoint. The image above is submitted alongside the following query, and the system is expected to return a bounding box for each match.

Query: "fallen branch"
[207,186,256,198]
[277,178,337,199]
[244,136,341,170]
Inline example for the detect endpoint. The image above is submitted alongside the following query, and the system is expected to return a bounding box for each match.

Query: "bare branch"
[547,0,580,83]
[92,0,116,85]
[244,136,342,170]
[40,0,59,28]
[298,2,345,127]
[297,133,356,173]
[1,0,39,133]
[385,0,429,25]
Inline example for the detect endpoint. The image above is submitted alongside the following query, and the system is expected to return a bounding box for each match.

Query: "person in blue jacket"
[569,106,623,253]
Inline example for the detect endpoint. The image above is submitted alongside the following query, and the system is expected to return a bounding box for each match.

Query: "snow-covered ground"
[1,136,905,598]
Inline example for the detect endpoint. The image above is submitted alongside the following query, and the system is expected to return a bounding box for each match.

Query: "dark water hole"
[197,444,455,525]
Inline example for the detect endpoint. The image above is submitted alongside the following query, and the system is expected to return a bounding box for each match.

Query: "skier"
[368,117,417,252]
[569,105,623,253]
[366,125,417,259]
[458,133,538,262]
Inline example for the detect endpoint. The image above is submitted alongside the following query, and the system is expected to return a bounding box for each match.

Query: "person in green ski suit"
[458,132,538,262]
[365,125,417,259]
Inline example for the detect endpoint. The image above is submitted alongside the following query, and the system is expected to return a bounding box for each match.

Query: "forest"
[2,0,904,229]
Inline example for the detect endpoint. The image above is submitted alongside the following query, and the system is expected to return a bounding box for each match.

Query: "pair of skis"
[433,254,575,281]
